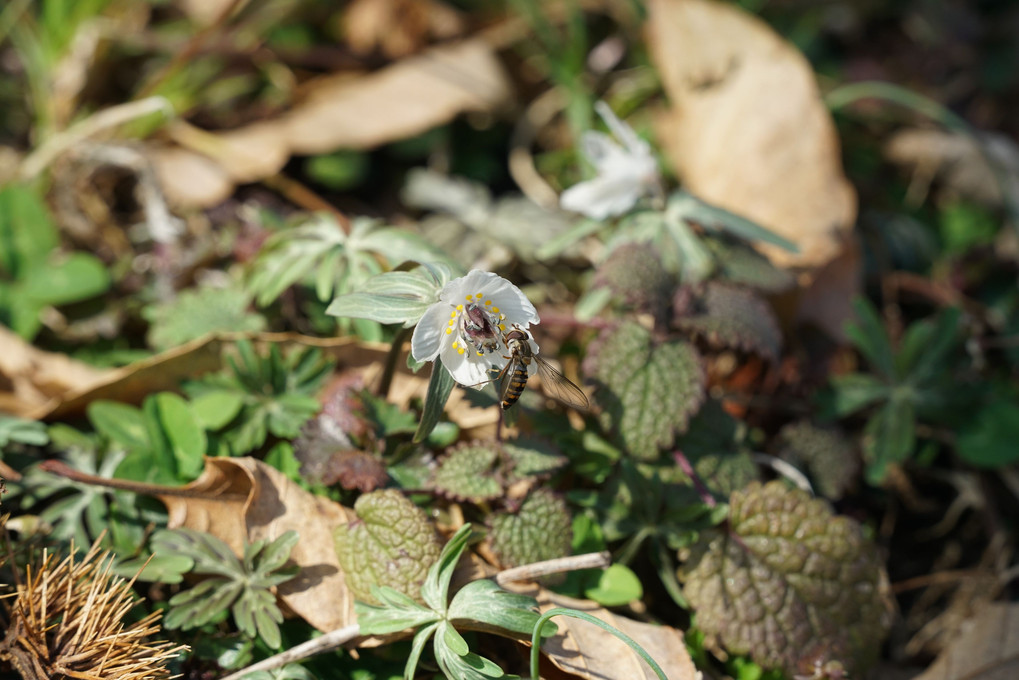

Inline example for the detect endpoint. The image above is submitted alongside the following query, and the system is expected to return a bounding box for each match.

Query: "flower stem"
[377,326,412,399]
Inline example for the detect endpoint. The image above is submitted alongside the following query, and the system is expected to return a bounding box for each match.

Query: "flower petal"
[560,173,646,220]
[411,302,449,361]
[440,270,538,327]
[595,101,651,157]
[441,341,504,387]
[580,131,632,175]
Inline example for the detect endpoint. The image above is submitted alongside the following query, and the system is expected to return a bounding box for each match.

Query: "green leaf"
[680,481,890,676]
[429,441,503,502]
[586,321,705,460]
[536,216,603,260]
[448,580,546,638]
[669,190,799,253]
[584,564,643,606]
[0,415,49,447]
[151,392,206,480]
[333,489,442,603]
[956,401,1019,468]
[20,252,110,304]
[88,401,150,451]
[356,587,438,635]
[704,237,795,293]
[864,396,916,483]
[144,284,266,351]
[845,298,895,379]
[414,357,456,443]
[489,489,572,573]
[675,283,782,361]
[775,421,859,501]
[827,374,889,416]
[326,267,443,326]
[421,524,473,613]
[0,183,58,277]
[190,390,245,430]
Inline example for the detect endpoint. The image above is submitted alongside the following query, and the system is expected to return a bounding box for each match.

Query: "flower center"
[445,295,507,356]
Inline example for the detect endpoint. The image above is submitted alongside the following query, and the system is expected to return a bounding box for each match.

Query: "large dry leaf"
[913,602,1019,680]
[158,457,354,633]
[518,586,698,680]
[647,0,856,270]
[0,325,111,417]
[152,39,512,208]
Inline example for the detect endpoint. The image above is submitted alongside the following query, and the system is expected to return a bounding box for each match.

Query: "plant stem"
[377,326,412,399]
[672,449,716,508]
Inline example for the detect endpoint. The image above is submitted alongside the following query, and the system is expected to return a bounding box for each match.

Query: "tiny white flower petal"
[439,270,538,326]
[411,302,448,362]
[580,131,631,175]
[594,100,650,157]
[560,172,647,220]
[441,341,503,387]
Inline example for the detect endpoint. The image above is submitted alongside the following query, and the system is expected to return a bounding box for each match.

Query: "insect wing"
[532,356,589,410]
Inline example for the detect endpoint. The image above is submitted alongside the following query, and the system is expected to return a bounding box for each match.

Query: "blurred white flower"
[411,270,539,387]
[560,101,661,220]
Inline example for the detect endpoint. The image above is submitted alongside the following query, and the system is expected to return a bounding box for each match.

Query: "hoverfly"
[492,327,589,411]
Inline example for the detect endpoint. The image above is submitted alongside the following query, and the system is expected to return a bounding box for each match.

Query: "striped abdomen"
[500,360,530,410]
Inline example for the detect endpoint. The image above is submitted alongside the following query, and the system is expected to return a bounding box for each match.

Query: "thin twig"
[219,624,361,680]
[495,551,612,586]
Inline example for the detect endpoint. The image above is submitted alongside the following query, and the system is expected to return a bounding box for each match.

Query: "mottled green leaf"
[586,321,706,460]
[680,481,890,676]
[490,489,572,573]
[775,421,859,500]
[675,283,782,361]
[333,489,441,603]
[430,441,502,503]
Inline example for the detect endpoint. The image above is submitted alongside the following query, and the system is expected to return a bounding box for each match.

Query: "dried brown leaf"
[913,602,1019,680]
[647,0,855,269]
[155,457,355,633]
[152,39,511,208]
[526,587,699,680]
[0,324,111,418]
[344,0,464,58]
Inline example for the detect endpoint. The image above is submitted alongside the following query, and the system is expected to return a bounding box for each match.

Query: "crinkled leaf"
[490,489,572,572]
[675,283,782,361]
[680,481,890,676]
[594,243,674,314]
[585,321,705,461]
[775,421,859,500]
[430,441,502,503]
[333,489,441,604]
[501,439,567,482]
[704,237,795,293]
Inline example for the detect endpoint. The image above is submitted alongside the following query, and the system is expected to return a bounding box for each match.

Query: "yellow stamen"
[450,310,456,317]
[484,300,492,306]
[499,324,505,331]
[477,351,484,356]
[452,340,458,348]
[456,304,463,311]
[445,328,452,335]
[448,319,454,326]
[492,307,499,313]
[457,347,465,355]
[465,294,473,301]
[475,292,482,299]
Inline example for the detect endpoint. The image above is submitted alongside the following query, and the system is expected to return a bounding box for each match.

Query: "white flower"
[560,101,661,220]
[411,270,540,387]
